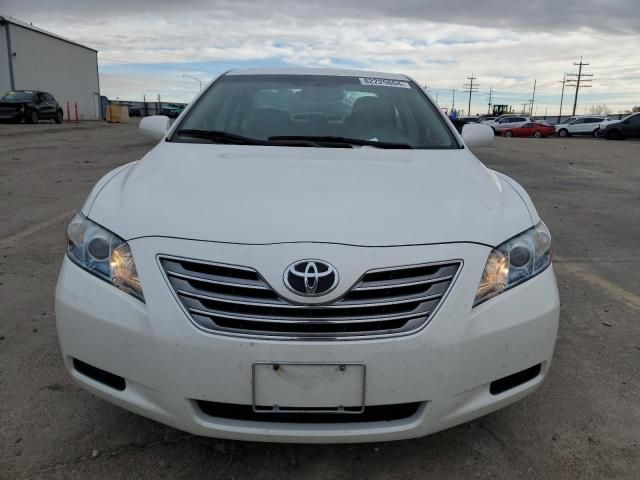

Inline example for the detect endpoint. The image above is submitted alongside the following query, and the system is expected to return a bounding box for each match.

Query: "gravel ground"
[0,122,638,479]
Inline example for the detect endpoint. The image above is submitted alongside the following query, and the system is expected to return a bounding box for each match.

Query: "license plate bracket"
[252,363,366,413]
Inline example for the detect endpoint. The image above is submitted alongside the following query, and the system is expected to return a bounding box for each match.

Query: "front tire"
[505,130,513,137]
[606,129,624,140]
[592,128,600,137]
[55,110,63,124]
[558,128,569,137]
[534,131,543,138]
[27,111,39,124]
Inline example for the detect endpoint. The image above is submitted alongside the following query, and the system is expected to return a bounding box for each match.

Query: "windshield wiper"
[268,135,414,149]
[175,129,266,145]
[174,129,322,147]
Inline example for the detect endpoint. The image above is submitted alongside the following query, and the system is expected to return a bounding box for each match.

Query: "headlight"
[66,213,144,301]
[474,222,551,306]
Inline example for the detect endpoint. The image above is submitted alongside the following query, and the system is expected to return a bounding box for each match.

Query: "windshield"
[172,74,459,149]
[2,91,35,101]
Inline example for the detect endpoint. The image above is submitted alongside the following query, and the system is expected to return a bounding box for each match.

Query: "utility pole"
[463,74,478,116]
[487,86,494,115]
[450,89,458,112]
[521,103,529,115]
[566,57,593,116]
[529,79,537,116]
[557,73,567,123]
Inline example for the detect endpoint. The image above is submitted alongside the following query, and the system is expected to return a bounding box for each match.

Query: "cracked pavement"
[0,122,638,479]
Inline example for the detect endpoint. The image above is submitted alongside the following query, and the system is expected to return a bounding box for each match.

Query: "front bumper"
[55,238,559,443]
[0,113,23,121]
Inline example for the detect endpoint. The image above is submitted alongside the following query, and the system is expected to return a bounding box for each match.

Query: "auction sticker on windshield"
[359,77,411,88]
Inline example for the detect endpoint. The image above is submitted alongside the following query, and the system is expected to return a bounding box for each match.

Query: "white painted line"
[0,208,77,249]
[555,257,640,311]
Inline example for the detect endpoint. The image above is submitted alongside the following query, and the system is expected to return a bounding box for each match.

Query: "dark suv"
[0,90,64,124]
[600,113,640,140]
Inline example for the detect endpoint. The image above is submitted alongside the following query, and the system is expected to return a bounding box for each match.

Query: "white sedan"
[55,68,559,443]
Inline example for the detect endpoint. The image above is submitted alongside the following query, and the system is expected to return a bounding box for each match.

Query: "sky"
[2,0,639,115]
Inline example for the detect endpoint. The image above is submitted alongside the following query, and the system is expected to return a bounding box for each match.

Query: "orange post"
[66,101,71,124]
[74,101,79,124]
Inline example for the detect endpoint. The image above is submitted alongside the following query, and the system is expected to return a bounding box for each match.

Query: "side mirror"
[462,123,494,148]
[139,115,170,140]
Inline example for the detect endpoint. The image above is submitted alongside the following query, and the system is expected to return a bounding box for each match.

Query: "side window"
[629,115,640,124]
[37,93,47,103]
[44,93,55,102]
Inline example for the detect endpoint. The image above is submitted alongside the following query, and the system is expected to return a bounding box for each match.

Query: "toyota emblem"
[284,260,339,297]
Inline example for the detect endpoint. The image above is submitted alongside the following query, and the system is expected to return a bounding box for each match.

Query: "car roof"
[225,67,410,81]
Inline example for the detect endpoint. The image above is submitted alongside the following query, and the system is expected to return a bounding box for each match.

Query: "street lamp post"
[182,74,202,91]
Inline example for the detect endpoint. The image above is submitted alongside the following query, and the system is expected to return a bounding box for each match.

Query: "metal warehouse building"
[0,15,100,120]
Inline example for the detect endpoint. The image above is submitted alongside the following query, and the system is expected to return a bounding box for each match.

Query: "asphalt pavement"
[0,122,638,479]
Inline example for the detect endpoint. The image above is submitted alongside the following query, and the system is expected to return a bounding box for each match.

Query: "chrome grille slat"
[166,270,270,290]
[159,256,461,340]
[176,286,443,309]
[162,258,265,287]
[352,274,454,291]
[188,307,429,324]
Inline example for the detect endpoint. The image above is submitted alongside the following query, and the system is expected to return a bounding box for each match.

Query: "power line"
[566,57,593,116]
[462,74,478,115]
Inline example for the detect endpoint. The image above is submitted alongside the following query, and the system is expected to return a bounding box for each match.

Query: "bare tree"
[632,105,640,113]
[589,104,610,115]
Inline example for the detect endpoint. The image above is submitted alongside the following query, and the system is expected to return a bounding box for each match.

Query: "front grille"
[195,400,422,423]
[159,256,460,339]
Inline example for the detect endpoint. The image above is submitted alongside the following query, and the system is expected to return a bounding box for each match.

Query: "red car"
[503,122,555,138]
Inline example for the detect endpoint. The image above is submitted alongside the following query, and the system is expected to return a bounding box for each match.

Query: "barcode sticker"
[359,77,411,88]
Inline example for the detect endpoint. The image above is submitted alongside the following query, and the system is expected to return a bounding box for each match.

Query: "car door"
[517,123,535,136]
[44,93,58,118]
[568,118,585,134]
[34,93,47,118]
[621,114,640,137]
[513,117,528,128]
[37,93,54,119]
[583,118,601,134]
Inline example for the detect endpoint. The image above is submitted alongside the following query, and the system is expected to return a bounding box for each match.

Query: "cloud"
[5,0,640,33]
[2,1,639,110]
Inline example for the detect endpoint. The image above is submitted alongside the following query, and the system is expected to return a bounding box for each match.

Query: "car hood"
[600,120,620,128]
[86,142,534,247]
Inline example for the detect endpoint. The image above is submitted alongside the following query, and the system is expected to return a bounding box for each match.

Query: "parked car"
[0,90,64,124]
[55,68,559,443]
[159,104,185,118]
[504,122,556,138]
[481,114,514,127]
[599,113,640,140]
[491,116,535,134]
[555,116,605,137]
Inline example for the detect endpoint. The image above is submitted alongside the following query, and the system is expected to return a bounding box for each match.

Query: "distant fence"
[101,100,187,119]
